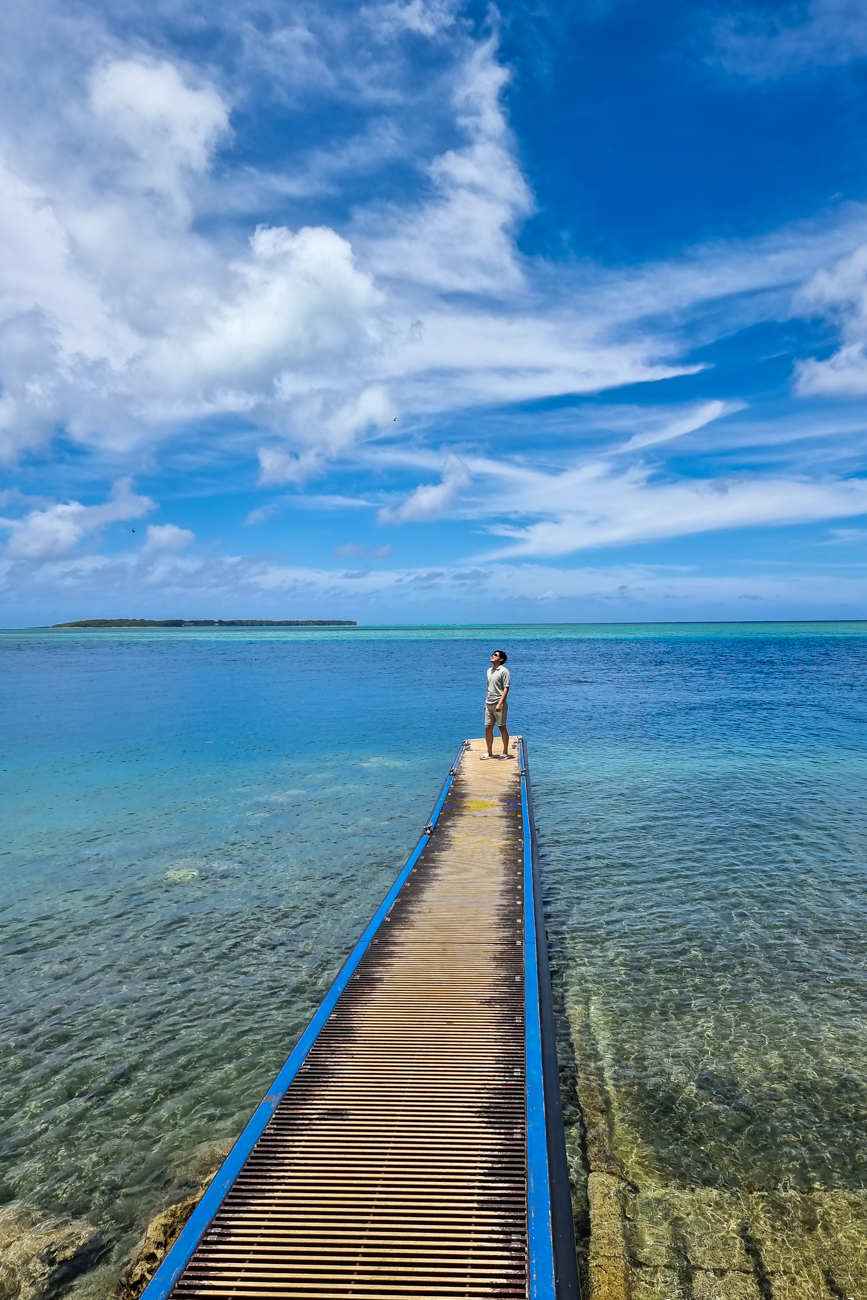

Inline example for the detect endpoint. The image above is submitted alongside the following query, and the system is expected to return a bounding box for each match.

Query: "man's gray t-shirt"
[486,665,510,703]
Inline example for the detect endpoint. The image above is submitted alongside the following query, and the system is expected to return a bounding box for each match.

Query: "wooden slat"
[170,737,528,1300]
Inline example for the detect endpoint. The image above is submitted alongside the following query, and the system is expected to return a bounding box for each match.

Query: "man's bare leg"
[499,724,510,756]
[485,723,495,756]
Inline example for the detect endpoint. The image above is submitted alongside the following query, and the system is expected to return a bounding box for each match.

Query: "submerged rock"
[0,1205,102,1300]
[115,1152,230,1300]
[168,1141,232,1191]
[115,1192,201,1300]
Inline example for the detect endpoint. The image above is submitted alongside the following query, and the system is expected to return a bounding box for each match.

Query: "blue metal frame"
[520,738,558,1300]
[141,740,467,1300]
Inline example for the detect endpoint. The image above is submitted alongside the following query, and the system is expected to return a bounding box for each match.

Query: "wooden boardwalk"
[143,738,578,1300]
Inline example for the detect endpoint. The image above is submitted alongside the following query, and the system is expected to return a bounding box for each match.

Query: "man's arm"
[497,674,510,709]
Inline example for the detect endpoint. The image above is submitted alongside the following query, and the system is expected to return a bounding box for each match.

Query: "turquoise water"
[2,623,867,1280]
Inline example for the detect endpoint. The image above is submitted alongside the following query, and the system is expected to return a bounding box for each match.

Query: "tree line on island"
[51,619,358,627]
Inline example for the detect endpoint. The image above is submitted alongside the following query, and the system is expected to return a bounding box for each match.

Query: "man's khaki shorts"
[485,700,508,728]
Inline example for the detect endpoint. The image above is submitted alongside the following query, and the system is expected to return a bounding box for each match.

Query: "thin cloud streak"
[365,423,867,557]
[2,548,866,626]
[617,401,744,453]
[712,0,867,78]
[478,471,867,558]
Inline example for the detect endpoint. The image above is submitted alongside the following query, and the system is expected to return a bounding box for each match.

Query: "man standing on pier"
[482,650,511,759]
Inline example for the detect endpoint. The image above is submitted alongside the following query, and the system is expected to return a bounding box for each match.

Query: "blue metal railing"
[520,738,558,1300]
[141,740,466,1300]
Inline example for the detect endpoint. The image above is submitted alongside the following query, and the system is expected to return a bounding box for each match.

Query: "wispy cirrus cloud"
[617,400,744,453]
[378,458,470,523]
[477,467,867,558]
[332,541,393,558]
[712,0,867,79]
[2,545,865,626]
[366,399,867,557]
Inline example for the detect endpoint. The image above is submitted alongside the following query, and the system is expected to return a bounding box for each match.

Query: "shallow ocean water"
[2,623,867,1295]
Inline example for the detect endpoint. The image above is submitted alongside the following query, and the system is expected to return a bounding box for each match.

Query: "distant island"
[52,619,357,628]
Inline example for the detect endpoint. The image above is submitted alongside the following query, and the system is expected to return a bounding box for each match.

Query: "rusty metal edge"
[140,739,468,1300]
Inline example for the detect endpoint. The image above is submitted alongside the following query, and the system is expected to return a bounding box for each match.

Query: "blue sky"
[2,0,867,624]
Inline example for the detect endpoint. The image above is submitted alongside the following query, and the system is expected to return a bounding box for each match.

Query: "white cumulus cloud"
[1,478,154,559]
[147,224,383,406]
[142,522,195,553]
[0,9,858,487]
[89,58,231,189]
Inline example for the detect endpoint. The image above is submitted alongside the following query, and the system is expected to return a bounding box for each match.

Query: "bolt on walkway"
[143,737,579,1300]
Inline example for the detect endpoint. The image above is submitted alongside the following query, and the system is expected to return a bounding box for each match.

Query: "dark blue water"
[2,623,867,1283]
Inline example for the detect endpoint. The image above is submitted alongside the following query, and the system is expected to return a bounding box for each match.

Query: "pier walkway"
[143,738,578,1300]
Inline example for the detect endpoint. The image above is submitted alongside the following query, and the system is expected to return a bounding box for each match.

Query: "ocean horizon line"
[5,616,867,633]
